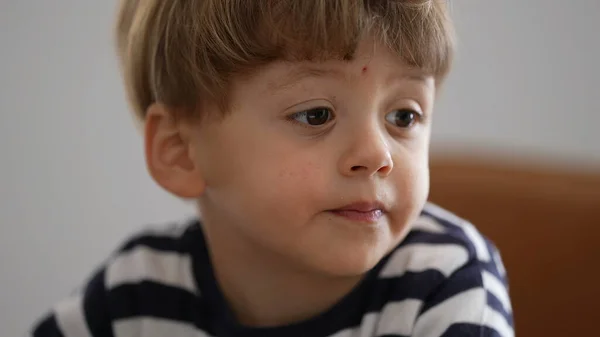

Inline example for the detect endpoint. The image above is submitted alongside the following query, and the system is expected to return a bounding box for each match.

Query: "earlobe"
[144,104,206,199]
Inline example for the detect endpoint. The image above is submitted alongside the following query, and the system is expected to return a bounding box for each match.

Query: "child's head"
[116,0,454,276]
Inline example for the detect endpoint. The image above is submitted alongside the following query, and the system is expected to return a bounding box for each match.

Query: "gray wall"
[433,1,600,166]
[1,1,598,335]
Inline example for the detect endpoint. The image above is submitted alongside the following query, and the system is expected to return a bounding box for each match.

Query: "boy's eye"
[291,107,334,126]
[385,109,420,128]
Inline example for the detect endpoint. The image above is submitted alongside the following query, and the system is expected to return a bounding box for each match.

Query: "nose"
[338,124,394,178]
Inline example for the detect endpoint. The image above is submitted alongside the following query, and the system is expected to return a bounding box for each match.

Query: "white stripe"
[376,299,423,336]
[54,294,93,337]
[493,248,507,277]
[326,327,354,337]
[482,305,515,337]
[461,222,491,262]
[114,317,212,337]
[411,215,447,233]
[323,300,422,337]
[482,270,512,313]
[350,312,378,337]
[106,246,198,294]
[79,221,193,296]
[423,202,467,227]
[323,311,380,337]
[135,221,192,239]
[413,288,486,337]
[380,244,469,278]
[423,202,491,262]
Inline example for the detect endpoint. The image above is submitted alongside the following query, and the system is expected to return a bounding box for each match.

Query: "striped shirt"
[31,202,514,337]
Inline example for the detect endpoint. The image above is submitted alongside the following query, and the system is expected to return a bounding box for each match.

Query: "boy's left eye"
[385,109,420,128]
[290,107,334,126]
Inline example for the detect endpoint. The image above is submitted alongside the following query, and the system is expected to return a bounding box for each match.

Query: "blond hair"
[115,0,455,120]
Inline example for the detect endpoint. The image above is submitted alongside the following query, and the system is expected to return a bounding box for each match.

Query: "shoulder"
[381,202,508,282]
[372,203,514,336]
[31,218,203,337]
[102,218,202,295]
[424,202,508,274]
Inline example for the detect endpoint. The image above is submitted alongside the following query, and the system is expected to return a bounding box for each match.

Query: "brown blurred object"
[429,155,600,337]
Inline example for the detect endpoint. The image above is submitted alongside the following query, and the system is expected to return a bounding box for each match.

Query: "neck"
[199,208,362,327]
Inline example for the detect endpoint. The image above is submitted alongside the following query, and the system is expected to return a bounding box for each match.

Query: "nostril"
[351,165,366,171]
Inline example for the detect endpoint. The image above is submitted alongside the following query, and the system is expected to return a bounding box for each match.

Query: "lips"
[328,202,386,223]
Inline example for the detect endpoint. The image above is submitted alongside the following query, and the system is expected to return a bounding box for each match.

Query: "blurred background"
[1,1,599,336]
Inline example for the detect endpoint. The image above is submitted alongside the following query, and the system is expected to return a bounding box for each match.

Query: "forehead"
[265,64,433,95]
[262,39,434,92]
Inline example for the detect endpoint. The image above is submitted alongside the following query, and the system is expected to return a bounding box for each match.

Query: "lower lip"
[328,209,384,223]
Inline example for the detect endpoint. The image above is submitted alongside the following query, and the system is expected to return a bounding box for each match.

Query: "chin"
[308,240,393,278]
[292,216,409,278]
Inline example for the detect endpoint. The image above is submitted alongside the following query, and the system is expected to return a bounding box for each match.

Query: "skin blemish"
[361,66,368,74]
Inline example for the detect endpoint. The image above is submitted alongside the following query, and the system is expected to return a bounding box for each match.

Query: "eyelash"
[287,107,335,128]
[286,107,424,129]
[384,109,423,129]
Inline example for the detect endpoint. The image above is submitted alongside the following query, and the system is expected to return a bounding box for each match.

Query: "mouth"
[327,201,386,224]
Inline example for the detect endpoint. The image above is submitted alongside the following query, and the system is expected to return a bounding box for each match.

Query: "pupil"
[307,109,329,125]
[396,110,415,127]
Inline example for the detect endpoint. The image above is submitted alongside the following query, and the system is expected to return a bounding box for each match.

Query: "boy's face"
[185,38,435,276]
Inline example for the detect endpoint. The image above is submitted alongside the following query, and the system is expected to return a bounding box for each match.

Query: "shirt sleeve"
[412,246,514,337]
[31,267,115,337]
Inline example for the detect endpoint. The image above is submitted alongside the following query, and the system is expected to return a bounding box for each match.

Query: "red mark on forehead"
[361,66,368,73]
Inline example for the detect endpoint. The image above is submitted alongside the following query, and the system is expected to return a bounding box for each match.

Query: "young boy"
[32,0,514,336]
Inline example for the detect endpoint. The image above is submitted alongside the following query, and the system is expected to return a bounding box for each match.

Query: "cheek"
[391,150,430,217]
[206,128,330,216]
[253,153,329,209]
[276,159,318,185]
[412,165,430,209]
[233,156,330,239]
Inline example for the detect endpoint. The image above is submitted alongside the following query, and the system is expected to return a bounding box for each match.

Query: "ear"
[144,103,206,199]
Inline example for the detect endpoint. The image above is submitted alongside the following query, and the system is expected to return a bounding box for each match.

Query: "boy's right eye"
[289,107,334,126]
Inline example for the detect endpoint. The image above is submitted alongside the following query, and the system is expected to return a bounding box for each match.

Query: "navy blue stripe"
[420,209,469,234]
[440,323,504,337]
[486,291,514,327]
[484,239,510,285]
[83,267,115,337]
[480,258,512,322]
[224,269,433,337]
[418,260,484,315]
[439,322,482,336]
[116,221,198,254]
[402,229,478,251]
[401,227,479,265]
[367,270,446,312]
[420,210,506,288]
[419,209,482,255]
[481,260,506,284]
[108,282,212,331]
[118,235,189,254]
[32,313,65,337]
[235,270,448,337]
[106,270,448,336]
